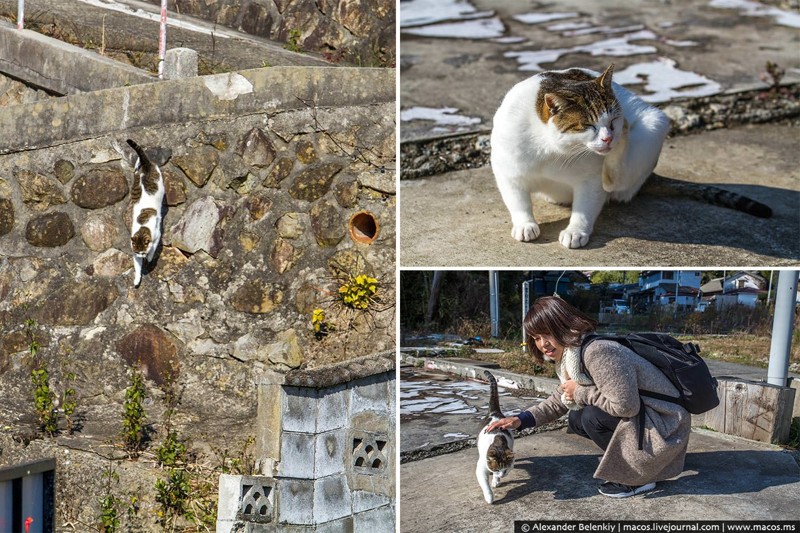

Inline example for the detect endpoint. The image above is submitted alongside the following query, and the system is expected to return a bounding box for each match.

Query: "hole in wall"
[349,211,379,244]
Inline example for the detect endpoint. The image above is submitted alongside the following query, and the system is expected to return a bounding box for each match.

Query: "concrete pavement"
[399,0,800,267]
[399,360,800,530]
[400,123,800,267]
[400,428,800,531]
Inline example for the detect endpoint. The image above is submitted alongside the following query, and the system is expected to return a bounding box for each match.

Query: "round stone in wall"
[289,162,343,202]
[81,212,119,251]
[71,167,129,209]
[25,211,75,247]
[53,159,75,184]
[310,200,346,246]
[0,198,13,237]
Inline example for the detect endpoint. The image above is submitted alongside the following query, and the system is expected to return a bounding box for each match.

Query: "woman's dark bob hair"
[524,296,597,364]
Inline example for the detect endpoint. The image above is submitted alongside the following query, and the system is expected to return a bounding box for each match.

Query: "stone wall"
[219,352,395,531]
[0,65,395,528]
[146,0,395,66]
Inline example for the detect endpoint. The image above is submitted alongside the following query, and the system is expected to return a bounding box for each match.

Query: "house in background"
[525,271,591,298]
[700,271,768,309]
[629,271,702,312]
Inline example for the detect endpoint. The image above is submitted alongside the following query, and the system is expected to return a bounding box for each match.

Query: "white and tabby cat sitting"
[491,64,771,249]
[125,139,165,287]
[476,370,515,504]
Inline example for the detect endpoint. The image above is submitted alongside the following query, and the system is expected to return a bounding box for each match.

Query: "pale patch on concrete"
[400,107,482,131]
[204,73,254,101]
[402,17,506,39]
[710,0,800,28]
[399,0,493,28]
[512,13,579,25]
[75,0,231,37]
[505,30,659,71]
[615,58,722,103]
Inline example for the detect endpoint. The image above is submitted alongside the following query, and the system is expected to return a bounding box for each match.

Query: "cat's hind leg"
[603,110,669,202]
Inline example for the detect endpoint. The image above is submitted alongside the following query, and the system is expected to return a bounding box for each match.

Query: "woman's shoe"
[598,481,656,498]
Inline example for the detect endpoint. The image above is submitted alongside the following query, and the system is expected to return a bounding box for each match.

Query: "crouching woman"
[486,296,691,498]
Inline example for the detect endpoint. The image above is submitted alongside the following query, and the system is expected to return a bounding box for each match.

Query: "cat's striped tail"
[484,370,504,419]
[644,175,772,218]
[126,139,152,171]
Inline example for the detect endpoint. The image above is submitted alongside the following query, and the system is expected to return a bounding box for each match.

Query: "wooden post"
[704,377,796,444]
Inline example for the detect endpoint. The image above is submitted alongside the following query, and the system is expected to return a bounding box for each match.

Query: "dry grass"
[676,333,800,370]
[451,333,799,377]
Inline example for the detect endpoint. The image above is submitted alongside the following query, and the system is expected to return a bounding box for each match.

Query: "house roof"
[700,278,724,294]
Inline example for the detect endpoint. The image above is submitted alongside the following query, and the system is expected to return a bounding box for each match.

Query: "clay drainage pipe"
[349,211,379,244]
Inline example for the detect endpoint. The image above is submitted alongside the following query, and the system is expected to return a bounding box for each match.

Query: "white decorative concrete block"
[277,479,314,525]
[353,505,395,533]
[352,490,391,514]
[317,384,349,432]
[217,474,242,522]
[282,387,318,433]
[351,376,388,416]
[315,429,347,478]
[279,432,315,479]
[313,474,353,525]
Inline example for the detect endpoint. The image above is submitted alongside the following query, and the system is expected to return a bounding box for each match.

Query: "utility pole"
[489,271,499,338]
[767,271,798,387]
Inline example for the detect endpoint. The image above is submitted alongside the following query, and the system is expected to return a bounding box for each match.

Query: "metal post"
[767,270,798,387]
[158,0,167,79]
[767,270,774,307]
[17,0,23,29]
[522,280,532,332]
[489,271,499,338]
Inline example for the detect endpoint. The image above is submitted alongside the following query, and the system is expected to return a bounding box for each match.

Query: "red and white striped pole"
[17,0,24,29]
[158,0,167,78]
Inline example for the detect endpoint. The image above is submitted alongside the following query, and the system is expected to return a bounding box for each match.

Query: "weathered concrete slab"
[0,66,394,154]
[400,428,800,530]
[400,0,800,141]
[399,123,800,267]
[0,22,155,94]
[400,363,800,530]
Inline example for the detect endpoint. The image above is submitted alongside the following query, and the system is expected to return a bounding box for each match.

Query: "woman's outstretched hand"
[485,417,521,432]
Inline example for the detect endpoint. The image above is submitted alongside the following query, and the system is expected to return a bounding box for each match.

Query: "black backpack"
[580,332,719,449]
[580,332,719,414]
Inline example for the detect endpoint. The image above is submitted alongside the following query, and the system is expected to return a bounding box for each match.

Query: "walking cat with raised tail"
[476,370,515,504]
[491,64,771,249]
[126,139,164,287]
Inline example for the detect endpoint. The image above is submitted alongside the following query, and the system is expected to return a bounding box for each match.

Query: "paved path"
[400,123,800,267]
[399,361,800,530]
[399,0,800,267]
[400,0,800,141]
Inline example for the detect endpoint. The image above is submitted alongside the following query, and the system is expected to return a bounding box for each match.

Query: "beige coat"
[526,339,692,485]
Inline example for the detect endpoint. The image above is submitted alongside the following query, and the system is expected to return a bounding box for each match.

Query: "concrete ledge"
[285,351,395,389]
[0,65,395,155]
[400,353,559,395]
[0,21,155,95]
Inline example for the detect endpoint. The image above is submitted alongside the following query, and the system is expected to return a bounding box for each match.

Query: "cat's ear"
[597,64,615,90]
[544,93,565,115]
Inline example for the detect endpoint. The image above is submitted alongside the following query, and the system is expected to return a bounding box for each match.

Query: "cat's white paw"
[483,491,494,504]
[559,228,591,249]
[491,477,500,488]
[511,222,540,242]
